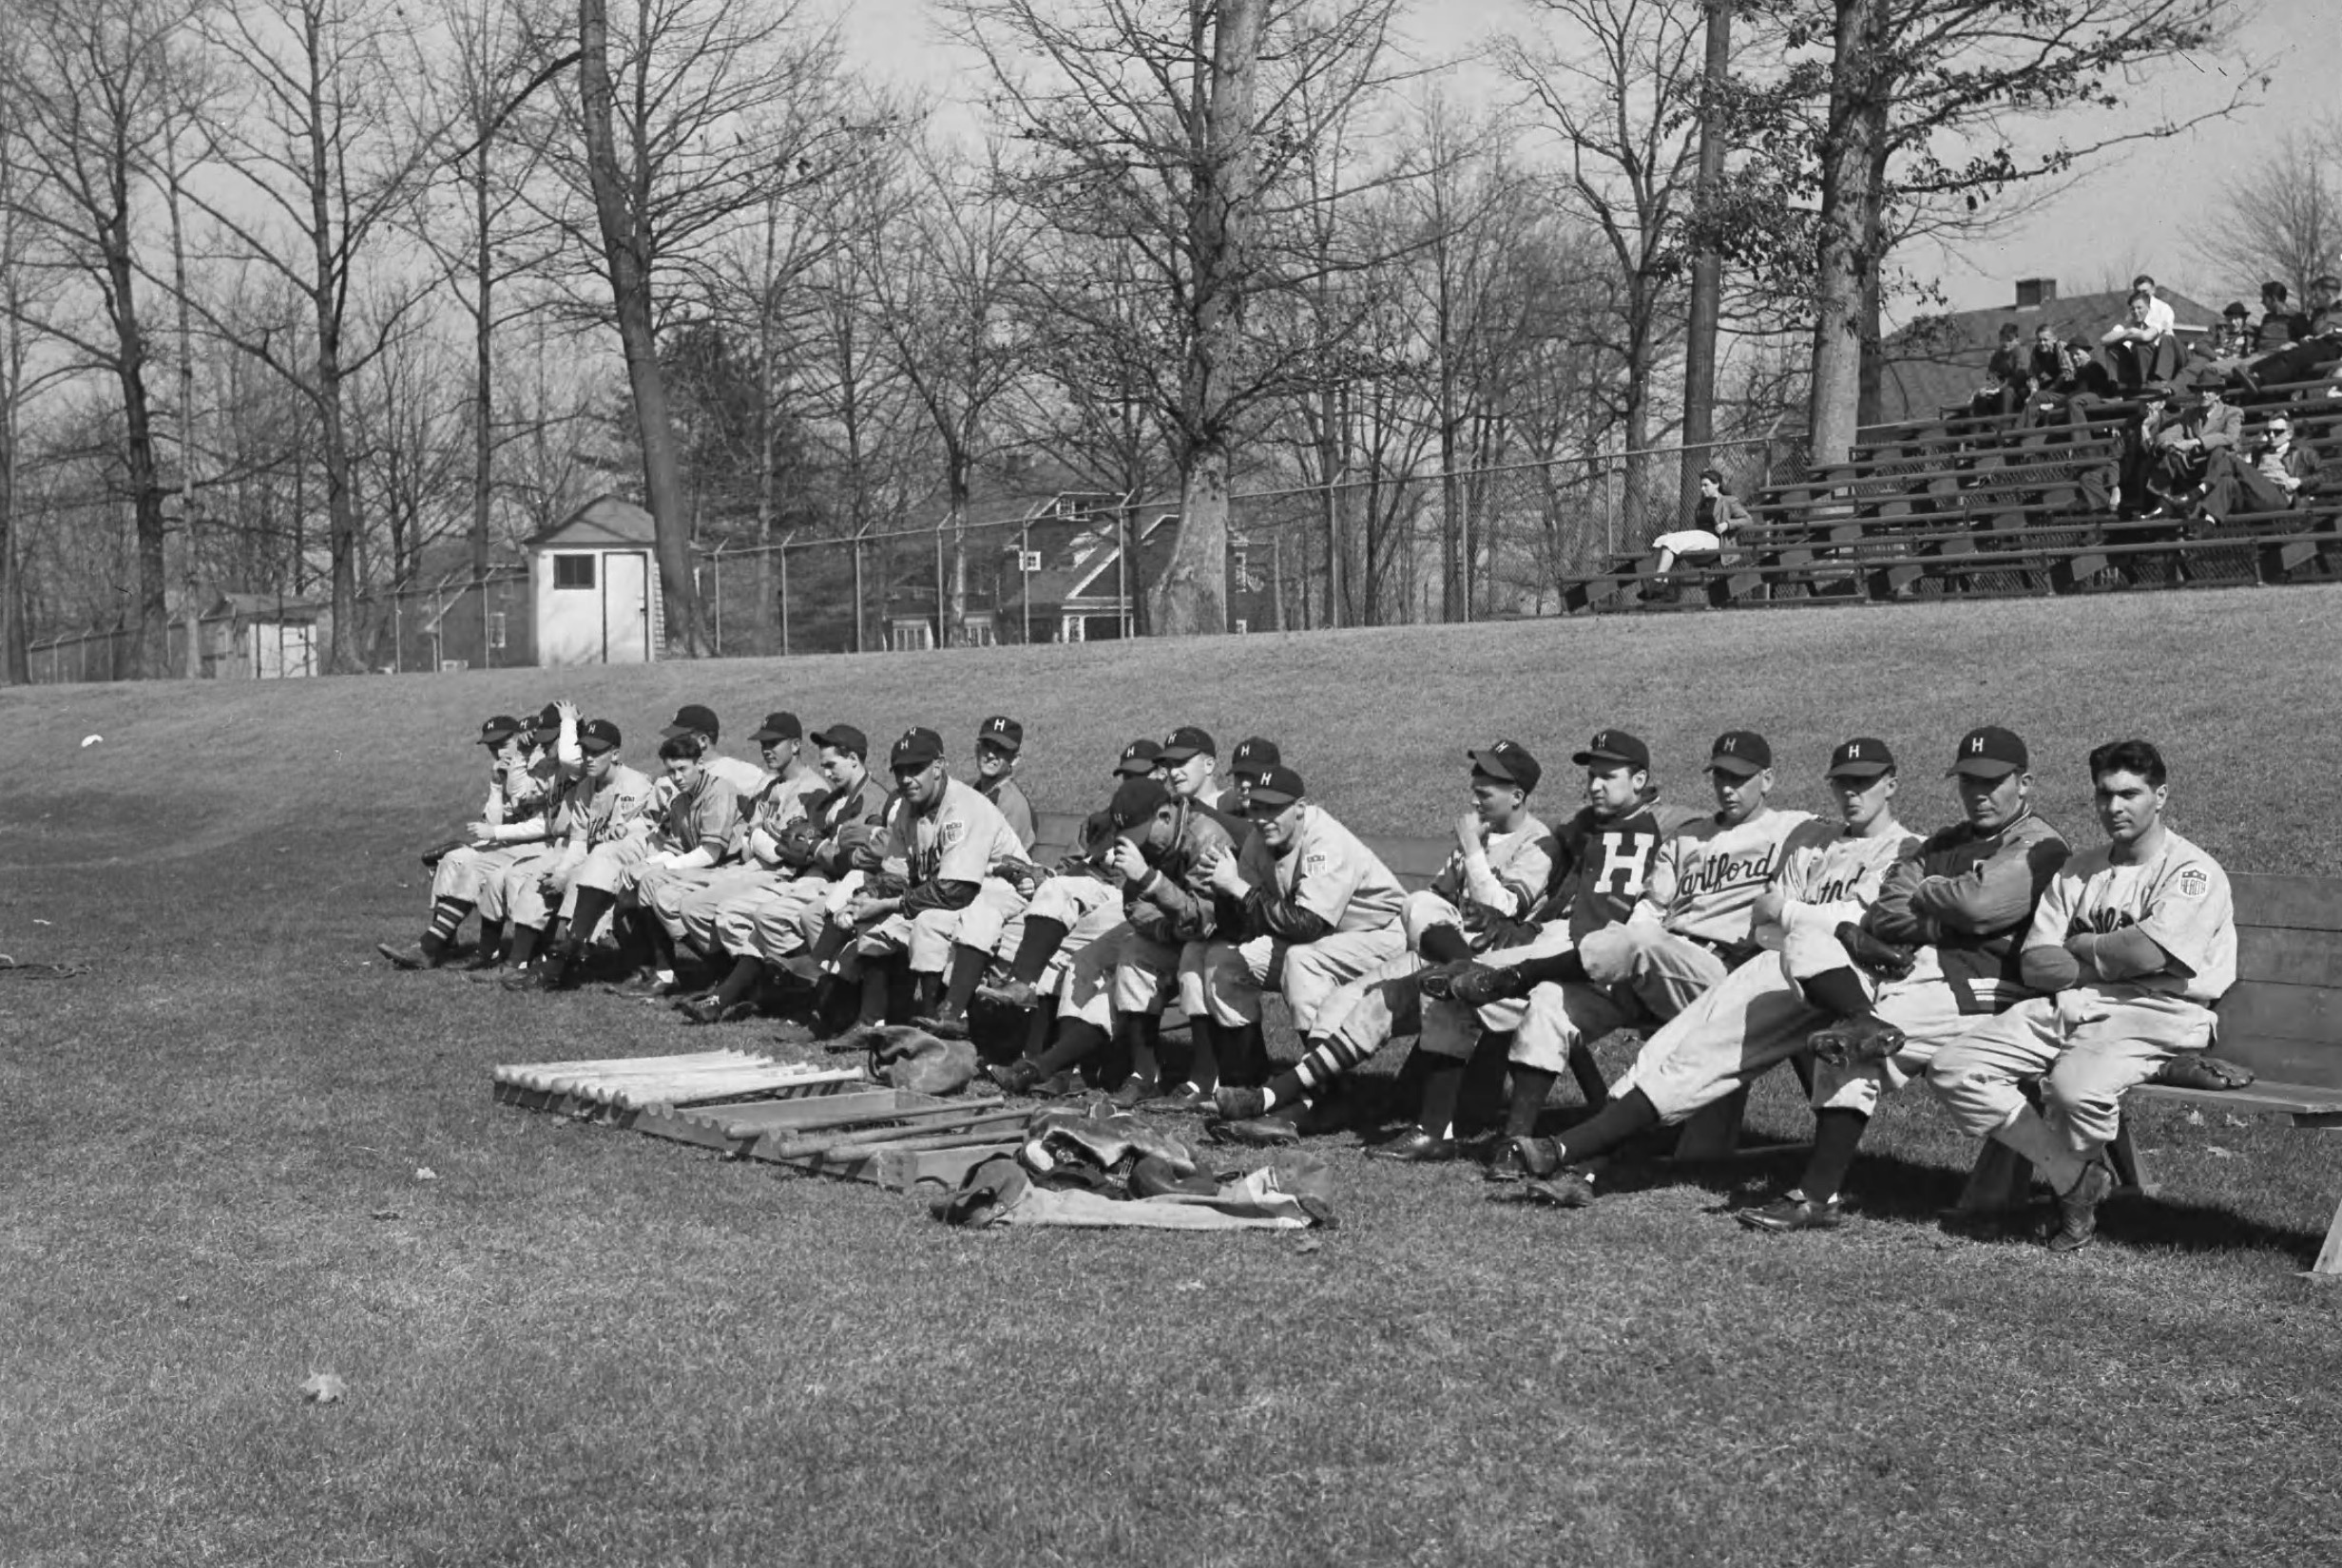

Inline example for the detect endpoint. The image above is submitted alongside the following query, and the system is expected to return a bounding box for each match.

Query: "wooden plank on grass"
[624,1089,911,1153]
[2130,1080,2342,1118]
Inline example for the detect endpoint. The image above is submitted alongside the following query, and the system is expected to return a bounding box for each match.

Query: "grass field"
[5,589,2342,1566]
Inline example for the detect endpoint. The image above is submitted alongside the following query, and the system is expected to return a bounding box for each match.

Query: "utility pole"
[1679,0,1732,523]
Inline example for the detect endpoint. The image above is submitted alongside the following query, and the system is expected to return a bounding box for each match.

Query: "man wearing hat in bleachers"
[501,717,658,989]
[1180,764,1408,1121]
[843,727,1027,1026]
[378,706,573,971]
[2195,406,2323,524]
[1212,739,1554,1147]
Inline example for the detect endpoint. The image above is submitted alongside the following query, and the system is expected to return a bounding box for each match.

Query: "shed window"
[553,554,596,590]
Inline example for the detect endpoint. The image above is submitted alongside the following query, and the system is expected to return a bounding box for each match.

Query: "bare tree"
[182,0,444,671]
[2189,126,2342,305]
[947,0,1411,636]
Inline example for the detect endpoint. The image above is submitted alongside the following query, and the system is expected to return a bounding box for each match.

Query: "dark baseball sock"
[938,944,988,1014]
[708,953,763,1010]
[421,896,474,961]
[1007,917,1070,985]
[476,923,509,964]
[1510,948,1588,989]
[1503,1066,1557,1139]
[565,888,618,957]
[1797,1109,1871,1204]
[1175,1016,1219,1091]
[1262,1066,1310,1111]
[1022,1007,1052,1061]
[1800,966,1872,1017]
[644,919,679,974]
[808,917,851,968]
[1460,1028,1517,1128]
[1418,925,1472,965]
[1222,1022,1269,1086]
[1031,1019,1110,1075]
[508,923,544,966]
[1415,1058,1467,1138]
[1551,1087,1659,1165]
[1121,1011,1163,1088]
[858,965,892,1025]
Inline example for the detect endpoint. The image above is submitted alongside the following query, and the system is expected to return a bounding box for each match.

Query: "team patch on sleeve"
[2174,866,2209,899]
[1304,851,1329,876]
[942,819,968,849]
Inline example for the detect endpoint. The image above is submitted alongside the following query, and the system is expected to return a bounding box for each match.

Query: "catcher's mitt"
[993,858,1042,898]
[834,820,887,870]
[1835,921,1915,981]
[2152,1052,2255,1091]
[1809,1013,1907,1066]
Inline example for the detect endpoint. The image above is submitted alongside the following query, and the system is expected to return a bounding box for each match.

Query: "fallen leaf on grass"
[2185,1110,2205,1126]
[2205,1145,2237,1159]
[413,1167,437,1181]
[370,1209,401,1221]
[300,1373,347,1405]
[2223,1115,2248,1128]
[1294,1237,1323,1255]
[31,919,50,927]
[1175,1279,1205,1293]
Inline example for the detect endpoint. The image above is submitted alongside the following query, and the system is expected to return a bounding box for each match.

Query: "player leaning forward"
[1928,739,2235,1253]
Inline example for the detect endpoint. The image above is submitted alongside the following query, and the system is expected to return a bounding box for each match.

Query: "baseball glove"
[1442,962,1526,1009]
[418,837,468,870]
[1809,1013,1907,1066]
[2152,1052,2255,1091]
[993,858,1042,898]
[1834,921,1915,981]
[772,817,823,870]
[834,821,887,871]
[859,871,909,902]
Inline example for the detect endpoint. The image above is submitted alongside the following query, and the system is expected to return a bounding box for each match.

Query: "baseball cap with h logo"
[1947,726,2026,779]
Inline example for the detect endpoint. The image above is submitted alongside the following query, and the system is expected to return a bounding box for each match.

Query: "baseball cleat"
[2047,1160,2116,1253]
[1210,1114,1301,1148]
[1483,1140,1531,1183]
[975,978,1041,1011]
[1508,1135,1566,1179]
[1369,1130,1457,1163]
[1810,1013,1907,1066]
[984,1059,1046,1096]
[1108,1077,1162,1111]
[1737,1191,1845,1233]
[498,967,540,992]
[376,943,430,971]
[1157,1082,1215,1112]
[1212,1085,1271,1121]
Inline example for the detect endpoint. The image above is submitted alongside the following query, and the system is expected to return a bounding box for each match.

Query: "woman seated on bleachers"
[1641,468,1752,599]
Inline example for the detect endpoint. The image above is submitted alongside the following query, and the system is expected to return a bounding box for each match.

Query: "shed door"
[603,550,651,662]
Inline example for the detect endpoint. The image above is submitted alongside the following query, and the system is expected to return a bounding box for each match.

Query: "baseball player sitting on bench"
[1441,731,1824,1186]
[1928,739,2235,1253]
[1387,729,1677,1162]
[1208,739,1553,1148]
[986,772,1238,1101]
[970,716,1038,852]
[1737,726,2069,1233]
[1489,737,1911,1208]
[378,706,573,971]
[1185,764,1408,1142]
[1158,725,1247,826]
[500,718,657,989]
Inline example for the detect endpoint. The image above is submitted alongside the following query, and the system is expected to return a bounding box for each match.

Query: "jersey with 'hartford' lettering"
[1639,807,1826,950]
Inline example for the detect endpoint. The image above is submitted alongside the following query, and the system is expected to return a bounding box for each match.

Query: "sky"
[834,0,2334,321]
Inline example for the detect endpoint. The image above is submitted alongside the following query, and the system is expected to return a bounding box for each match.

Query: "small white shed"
[526,495,664,666]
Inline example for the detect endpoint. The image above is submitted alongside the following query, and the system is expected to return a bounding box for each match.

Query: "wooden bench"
[1962,873,2342,1272]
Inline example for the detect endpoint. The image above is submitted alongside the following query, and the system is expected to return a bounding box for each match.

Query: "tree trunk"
[102,210,169,679]
[1855,133,1891,431]
[1807,0,1891,469]
[471,132,496,664]
[579,0,702,657]
[1150,0,1260,637]
[165,126,202,679]
[1679,0,1731,522]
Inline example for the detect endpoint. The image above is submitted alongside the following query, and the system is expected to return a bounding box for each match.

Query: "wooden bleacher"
[1563,379,2342,612]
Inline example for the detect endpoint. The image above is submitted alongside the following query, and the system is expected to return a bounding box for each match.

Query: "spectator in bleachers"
[2118,382,2179,516]
[2236,275,2342,392]
[2148,379,2241,504]
[2194,302,2254,362]
[2101,290,2180,391]
[1641,468,1751,600]
[2026,320,2066,388]
[2254,280,2309,352]
[2133,274,2178,335]
[1968,322,2030,419]
[2196,411,2323,523]
[2028,342,2113,428]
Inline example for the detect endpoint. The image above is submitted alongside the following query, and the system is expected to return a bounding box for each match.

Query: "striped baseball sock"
[419,898,474,962]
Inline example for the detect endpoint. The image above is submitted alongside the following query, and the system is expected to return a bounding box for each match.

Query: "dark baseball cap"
[478,715,522,747]
[749,711,803,744]
[1827,737,1896,779]
[977,716,1023,755]
[1244,764,1306,811]
[890,726,945,771]
[1229,736,1281,778]
[1108,775,1172,836]
[1159,725,1216,763]
[1707,731,1773,778]
[810,723,868,758]
[1117,737,1164,776]
[1572,729,1650,772]
[1947,726,2027,780]
[661,703,721,739]
[1468,739,1542,794]
[530,702,563,739]
[579,718,622,755]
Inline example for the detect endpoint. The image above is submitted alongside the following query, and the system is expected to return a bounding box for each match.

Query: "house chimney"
[2014,278,2057,309]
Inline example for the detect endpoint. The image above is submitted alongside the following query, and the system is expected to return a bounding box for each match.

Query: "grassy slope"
[4,590,2341,1566]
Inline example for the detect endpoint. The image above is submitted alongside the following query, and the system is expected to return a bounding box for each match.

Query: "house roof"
[1874,286,2222,427]
[522,494,657,550]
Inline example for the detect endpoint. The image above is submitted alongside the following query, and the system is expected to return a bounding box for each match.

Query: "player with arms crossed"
[1490,738,1910,1206]
[1738,726,2069,1233]
[379,709,570,971]
[1448,731,1821,1186]
[1929,739,2235,1253]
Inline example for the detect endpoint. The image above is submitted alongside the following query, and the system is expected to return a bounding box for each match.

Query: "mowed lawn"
[5,590,2342,1567]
